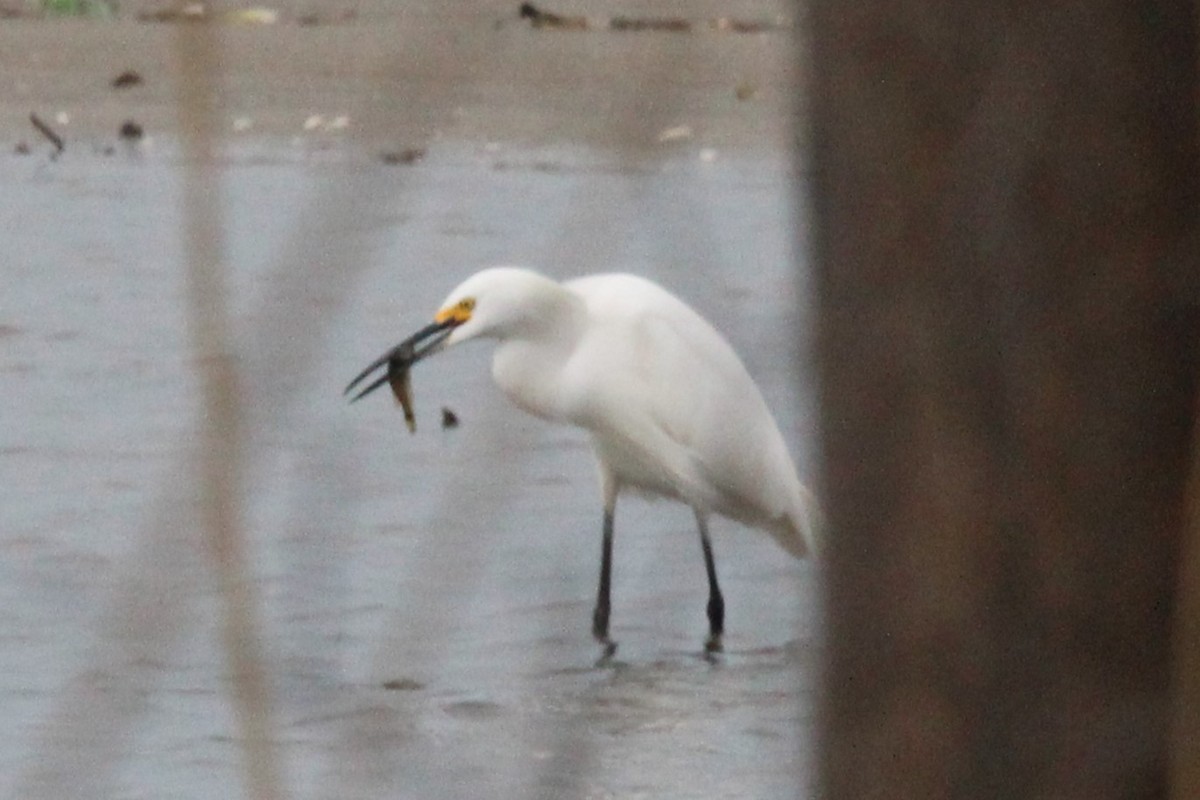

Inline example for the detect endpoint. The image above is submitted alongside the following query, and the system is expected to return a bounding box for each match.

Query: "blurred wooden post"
[809,2,1200,797]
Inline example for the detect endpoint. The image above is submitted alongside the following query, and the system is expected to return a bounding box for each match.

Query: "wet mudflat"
[0,140,818,798]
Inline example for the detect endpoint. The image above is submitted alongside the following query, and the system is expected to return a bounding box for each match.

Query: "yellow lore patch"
[435,297,475,325]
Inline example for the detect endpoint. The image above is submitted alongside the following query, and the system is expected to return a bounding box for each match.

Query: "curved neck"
[489,285,586,422]
[500,278,586,345]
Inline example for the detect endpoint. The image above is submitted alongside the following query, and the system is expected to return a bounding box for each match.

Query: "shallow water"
[0,140,819,799]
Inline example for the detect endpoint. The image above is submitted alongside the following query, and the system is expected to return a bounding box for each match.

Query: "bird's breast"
[490,340,571,423]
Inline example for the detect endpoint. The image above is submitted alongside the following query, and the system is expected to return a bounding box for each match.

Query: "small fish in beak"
[344,318,458,432]
[387,347,417,433]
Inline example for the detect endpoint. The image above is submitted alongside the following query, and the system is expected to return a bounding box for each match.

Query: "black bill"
[344,318,456,403]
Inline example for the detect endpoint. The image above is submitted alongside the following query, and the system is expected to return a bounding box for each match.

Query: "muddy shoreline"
[1,2,800,157]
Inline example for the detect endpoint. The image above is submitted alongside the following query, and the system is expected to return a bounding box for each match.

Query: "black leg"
[697,512,724,652]
[592,508,617,656]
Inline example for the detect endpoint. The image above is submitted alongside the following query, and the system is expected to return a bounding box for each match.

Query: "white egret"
[346,267,821,654]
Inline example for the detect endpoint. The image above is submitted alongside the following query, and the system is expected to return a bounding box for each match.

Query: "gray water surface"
[1,140,819,799]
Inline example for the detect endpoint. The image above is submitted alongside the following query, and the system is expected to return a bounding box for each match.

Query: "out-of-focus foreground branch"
[176,22,284,800]
[810,2,1200,797]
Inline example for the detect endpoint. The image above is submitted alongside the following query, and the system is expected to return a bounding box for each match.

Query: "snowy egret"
[345,267,821,653]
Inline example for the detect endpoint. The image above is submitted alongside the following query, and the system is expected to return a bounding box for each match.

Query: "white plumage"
[347,266,822,653]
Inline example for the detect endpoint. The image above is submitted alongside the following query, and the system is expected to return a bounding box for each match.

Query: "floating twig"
[111,70,143,89]
[29,112,64,157]
[609,16,690,32]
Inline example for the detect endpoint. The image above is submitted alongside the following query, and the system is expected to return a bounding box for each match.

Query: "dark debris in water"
[29,112,65,158]
[518,1,588,30]
[111,70,144,89]
[379,148,426,166]
[119,120,145,141]
[382,678,425,691]
[517,2,789,34]
[609,15,691,32]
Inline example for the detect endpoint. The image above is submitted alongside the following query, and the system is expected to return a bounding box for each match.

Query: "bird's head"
[343,267,565,402]
[434,266,567,346]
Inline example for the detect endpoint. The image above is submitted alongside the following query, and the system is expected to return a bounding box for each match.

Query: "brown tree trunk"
[809,2,1200,797]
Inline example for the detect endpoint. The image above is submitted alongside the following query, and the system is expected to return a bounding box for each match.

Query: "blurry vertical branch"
[176,22,285,800]
[1171,382,1200,796]
[811,1,1199,798]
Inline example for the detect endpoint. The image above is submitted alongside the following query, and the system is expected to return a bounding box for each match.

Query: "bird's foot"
[594,637,618,664]
[704,633,723,655]
[592,607,617,660]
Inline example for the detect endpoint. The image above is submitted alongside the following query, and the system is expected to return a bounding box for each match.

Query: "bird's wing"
[649,313,805,530]
[564,276,801,525]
